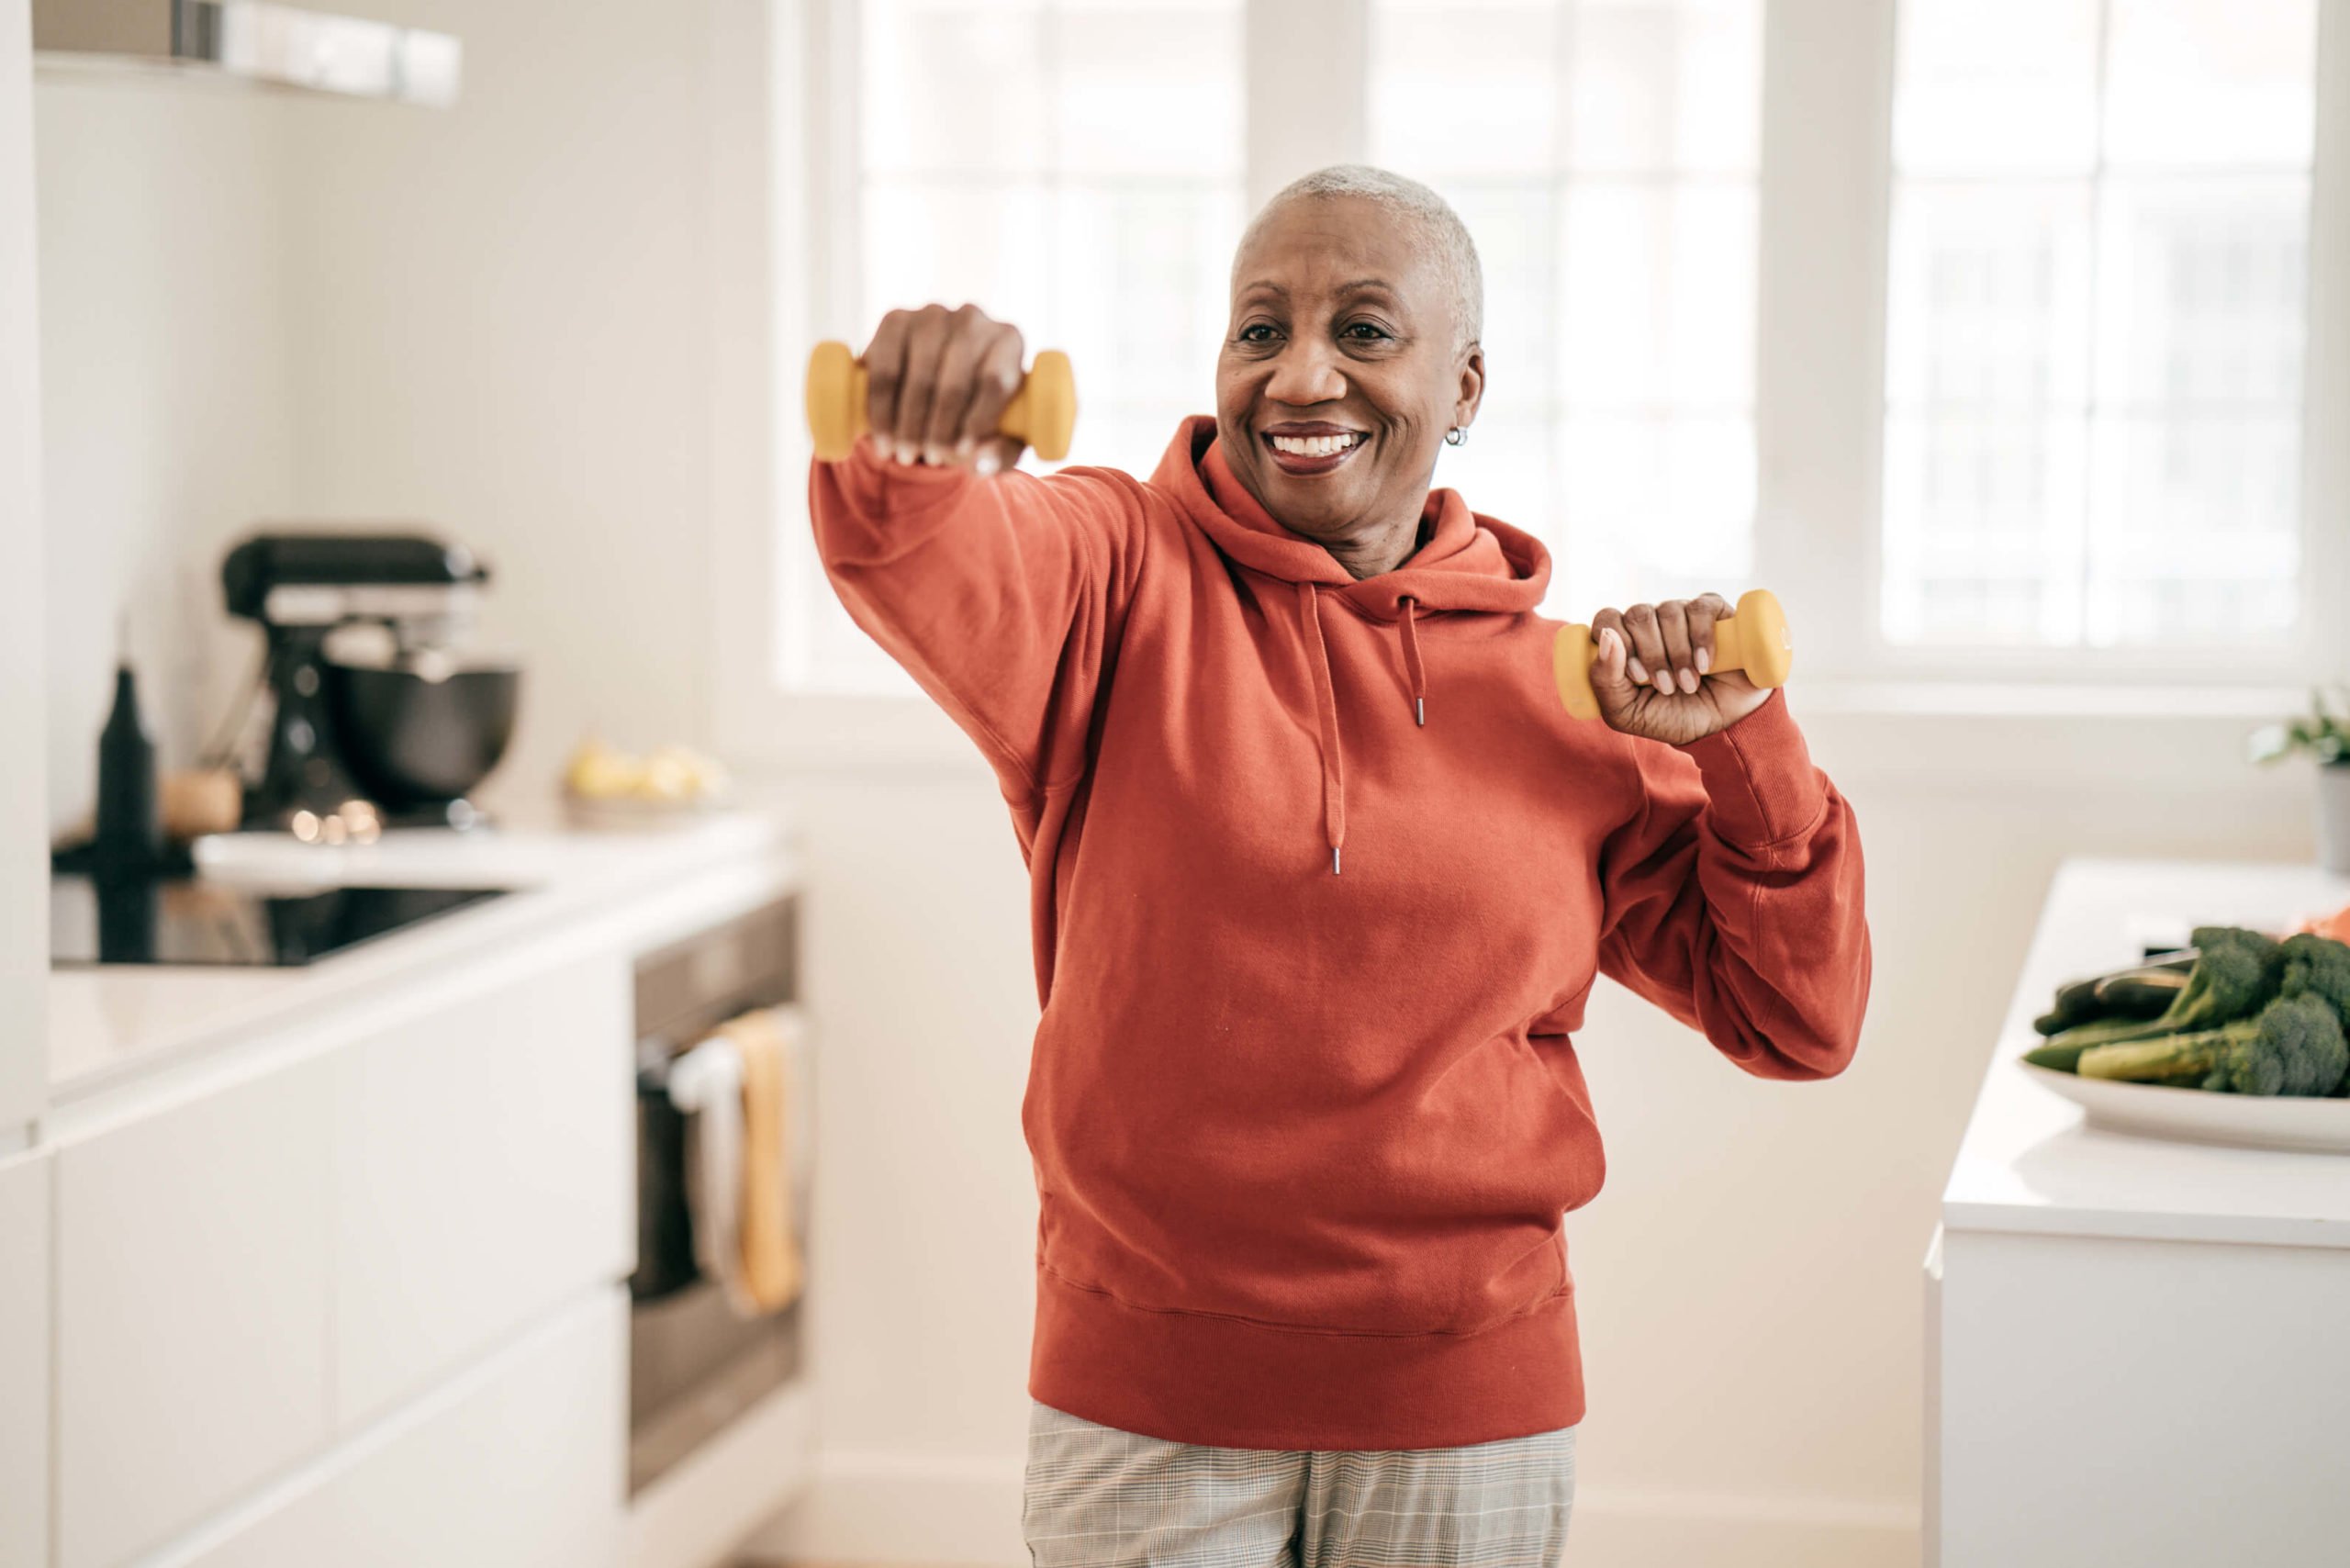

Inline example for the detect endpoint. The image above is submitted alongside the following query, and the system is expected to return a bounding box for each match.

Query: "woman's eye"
[1237,323,1276,343]
[1342,322,1390,341]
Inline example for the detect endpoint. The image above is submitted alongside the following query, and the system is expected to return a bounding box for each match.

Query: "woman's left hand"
[1587,594,1772,745]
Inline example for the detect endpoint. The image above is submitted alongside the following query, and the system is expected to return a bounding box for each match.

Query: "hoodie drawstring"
[1298,583,1346,875]
[1297,586,1427,876]
[1399,596,1426,727]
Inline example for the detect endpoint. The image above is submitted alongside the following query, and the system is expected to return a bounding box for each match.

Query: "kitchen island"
[1928,856,2350,1567]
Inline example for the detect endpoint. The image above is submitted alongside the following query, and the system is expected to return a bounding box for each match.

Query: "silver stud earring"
[1445,426,1467,446]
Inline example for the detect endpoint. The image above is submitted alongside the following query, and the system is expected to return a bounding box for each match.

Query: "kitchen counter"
[1942,855,2350,1251]
[1928,853,2350,1568]
[48,792,800,1107]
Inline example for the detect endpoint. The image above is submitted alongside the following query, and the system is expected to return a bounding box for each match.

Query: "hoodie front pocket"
[1031,1029,1593,1338]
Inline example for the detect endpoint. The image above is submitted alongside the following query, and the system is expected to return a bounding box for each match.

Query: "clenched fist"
[1587,594,1771,745]
[860,302,1029,474]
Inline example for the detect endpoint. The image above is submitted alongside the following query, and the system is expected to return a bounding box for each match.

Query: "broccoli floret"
[2079,991,2347,1097]
[2250,933,2350,1095]
[2277,932,2350,1021]
[2035,927,2284,1069]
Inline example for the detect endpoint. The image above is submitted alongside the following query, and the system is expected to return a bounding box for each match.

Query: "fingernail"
[870,434,892,461]
[922,443,945,466]
[894,443,916,466]
[954,435,975,461]
[1680,667,1698,694]
[975,449,1001,476]
[1695,647,1710,675]
[1655,669,1673,694]
[1627,657,1646,683]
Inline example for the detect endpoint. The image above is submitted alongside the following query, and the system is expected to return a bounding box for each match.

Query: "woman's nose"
[1265,342,1348,406]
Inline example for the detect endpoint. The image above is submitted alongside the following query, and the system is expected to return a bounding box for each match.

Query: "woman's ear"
[1454,343,1484,430]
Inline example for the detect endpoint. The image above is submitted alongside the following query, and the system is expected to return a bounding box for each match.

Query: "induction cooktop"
[50,872,513,968]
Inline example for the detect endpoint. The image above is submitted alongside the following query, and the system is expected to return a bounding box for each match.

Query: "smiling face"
[1216,196,1483,563]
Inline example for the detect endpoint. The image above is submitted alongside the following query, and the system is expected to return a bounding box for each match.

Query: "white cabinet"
[331,954,633,1424]
[0,1149,51,1568]
[1932,1227,2350,1567]
[37,828,798,1567]
[56,1058,335,1568]
[52,949,639,1567]
[181,1285,627,1568]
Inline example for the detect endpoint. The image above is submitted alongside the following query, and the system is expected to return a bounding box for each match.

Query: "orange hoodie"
[810,415,1871,1450]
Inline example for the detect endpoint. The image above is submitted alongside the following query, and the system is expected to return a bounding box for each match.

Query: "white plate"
[2019,1058,2350,1155]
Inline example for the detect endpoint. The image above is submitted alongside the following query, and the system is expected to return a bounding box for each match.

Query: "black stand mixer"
[221,532,522,838]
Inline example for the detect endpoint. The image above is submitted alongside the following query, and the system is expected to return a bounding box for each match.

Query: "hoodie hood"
[1149,414,1552,874]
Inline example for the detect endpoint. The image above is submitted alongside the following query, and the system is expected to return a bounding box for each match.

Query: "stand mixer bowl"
[327,654,520,809]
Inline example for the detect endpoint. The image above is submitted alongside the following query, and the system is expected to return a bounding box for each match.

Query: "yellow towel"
[714,1006,805,1314]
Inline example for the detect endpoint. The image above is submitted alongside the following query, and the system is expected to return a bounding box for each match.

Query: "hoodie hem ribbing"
[1028,1263,1587,1451]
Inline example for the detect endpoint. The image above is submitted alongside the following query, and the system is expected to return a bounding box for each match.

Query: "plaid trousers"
[1023,1400,1579,1566]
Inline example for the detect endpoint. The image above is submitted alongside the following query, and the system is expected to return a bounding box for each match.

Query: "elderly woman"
[810,163,1870,1565]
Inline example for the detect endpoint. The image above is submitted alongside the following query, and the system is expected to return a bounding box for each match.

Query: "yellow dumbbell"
[805,340,1078,464]
[1551,588,1794,722]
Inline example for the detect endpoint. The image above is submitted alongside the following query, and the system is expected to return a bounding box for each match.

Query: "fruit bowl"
[560,736,730,830]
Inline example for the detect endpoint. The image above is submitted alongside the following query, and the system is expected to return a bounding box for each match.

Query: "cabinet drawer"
[57,1058,335,1568]
[179,1286,626,1568]
[333,953,633,1426]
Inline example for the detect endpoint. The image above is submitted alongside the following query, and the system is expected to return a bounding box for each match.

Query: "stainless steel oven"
[627,890,812,1498]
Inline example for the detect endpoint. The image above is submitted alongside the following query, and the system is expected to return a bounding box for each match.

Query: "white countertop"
[49,794,800,1104]
[1943,855,2350,1250]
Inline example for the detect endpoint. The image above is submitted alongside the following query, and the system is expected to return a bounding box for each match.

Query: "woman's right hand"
[861,303,1029,475]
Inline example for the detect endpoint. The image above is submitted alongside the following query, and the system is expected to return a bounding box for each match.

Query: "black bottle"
[94,660,163,873]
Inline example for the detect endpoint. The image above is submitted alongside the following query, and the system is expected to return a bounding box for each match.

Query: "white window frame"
[711,0,2350,784]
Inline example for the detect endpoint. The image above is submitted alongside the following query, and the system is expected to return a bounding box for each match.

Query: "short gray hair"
[1237,164,1483,355]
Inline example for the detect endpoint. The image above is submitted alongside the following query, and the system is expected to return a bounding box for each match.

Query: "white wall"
[36,0,719,839]
[3,0,50,1138]
[276,0,721,812]
[35,70,298,841]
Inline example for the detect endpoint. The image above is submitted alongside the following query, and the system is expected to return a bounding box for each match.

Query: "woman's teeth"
[1270,432,1363,457]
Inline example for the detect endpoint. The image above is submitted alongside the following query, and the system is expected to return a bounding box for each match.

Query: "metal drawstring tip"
[1332,846,1342,875]
[1415,697,1425,726]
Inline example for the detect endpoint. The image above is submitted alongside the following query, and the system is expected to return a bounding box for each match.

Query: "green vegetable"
[2078,991,2347,1097]
[2091,969,2190,1013]
[2032,954,2197,1036]
[2031,927,2284,1071]
[2263,933,2350,1097]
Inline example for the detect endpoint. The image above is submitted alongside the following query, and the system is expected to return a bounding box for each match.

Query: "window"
[1882,0,2320,654]
[1369,0,1763,614]
[746,0,2345,728]
[785,0,1246,694]
[786,0,1766,693]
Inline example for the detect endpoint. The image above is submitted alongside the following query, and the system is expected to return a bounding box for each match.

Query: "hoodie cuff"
[1671,687,1828,853]
[824,430,980,507]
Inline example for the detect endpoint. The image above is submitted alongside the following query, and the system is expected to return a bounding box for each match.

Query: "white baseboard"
[1562,1485,1918,1568]
[737,1450,1025,1565]
[737,1454,1919,1567]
